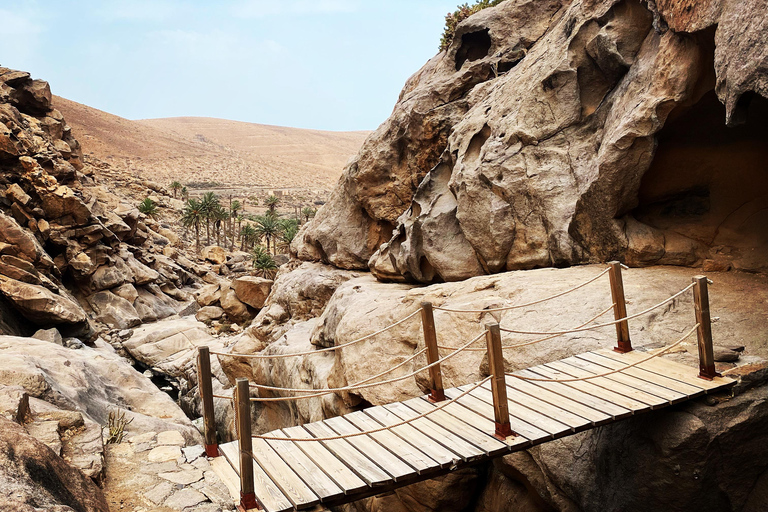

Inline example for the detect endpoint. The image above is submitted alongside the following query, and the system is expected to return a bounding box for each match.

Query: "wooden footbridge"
[197,264,734,512]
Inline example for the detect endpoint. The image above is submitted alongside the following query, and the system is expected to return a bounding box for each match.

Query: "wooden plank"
[219,442,293,512]
[593,349,728,391]
[302,422,391,487]
[345,410,440,475]
[562,356,687,404]
[251,437,320,509]
[478,380,595,431]
[264,436,343,501]
[441,388,549,443]
[210,449,241,501]
[402,397,513,456]
[576,352,705,398]
[383,402,485,462]
[324,416,414,481]
[513,368,633,419]
[281,427,367,495]
[524,365,647,414]
[544,360,668,409]
[503,375,613,425]
[363,407,459,468]
[454,385,573,439]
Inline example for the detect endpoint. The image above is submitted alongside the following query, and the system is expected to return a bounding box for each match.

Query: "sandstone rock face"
[0,277,88,330]
[294,0,768,282]
[0,416,109,512]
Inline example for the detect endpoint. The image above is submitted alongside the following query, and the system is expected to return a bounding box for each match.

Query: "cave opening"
[455,29,492,71]
[631,89,768,271]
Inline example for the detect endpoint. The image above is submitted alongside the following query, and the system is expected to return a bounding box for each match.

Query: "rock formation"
[0,66,204,338]
[293,0,768,282]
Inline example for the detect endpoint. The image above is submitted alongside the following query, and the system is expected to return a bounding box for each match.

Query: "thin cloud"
[232,0,360,18]
[93,0,182,22]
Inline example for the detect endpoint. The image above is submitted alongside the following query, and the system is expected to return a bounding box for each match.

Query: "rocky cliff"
[0,67,205,339]
[293,0,768,283]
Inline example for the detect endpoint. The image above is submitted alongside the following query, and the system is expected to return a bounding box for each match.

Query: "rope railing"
[209,308,421,360]
[498,283,695,336]
[438,303,616,352]
[506,323,700,383]
[246,347,428,401]
[247,332,486,401]
[249,376,493,442]
[432,267,610,314]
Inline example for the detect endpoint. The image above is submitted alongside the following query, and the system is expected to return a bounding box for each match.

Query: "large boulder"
[0,277,87,327]
[232,276,273,309]
[86,290,141,330]
[201,245,227,265]
[0,416,109,512]
[294,0,768,281]
[0,335,200,443]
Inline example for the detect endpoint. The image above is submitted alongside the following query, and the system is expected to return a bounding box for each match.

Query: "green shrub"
[138,197,159,218]
[439,0,505,51]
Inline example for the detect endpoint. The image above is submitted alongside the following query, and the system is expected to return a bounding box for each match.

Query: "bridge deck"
[213,348,734,512]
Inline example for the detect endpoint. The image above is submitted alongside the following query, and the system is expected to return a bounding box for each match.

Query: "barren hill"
[52,95,369,191]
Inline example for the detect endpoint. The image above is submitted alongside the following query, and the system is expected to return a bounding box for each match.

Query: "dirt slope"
[53,95,369,191]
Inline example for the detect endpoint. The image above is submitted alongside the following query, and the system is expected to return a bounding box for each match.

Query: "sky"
[0,0,460,131]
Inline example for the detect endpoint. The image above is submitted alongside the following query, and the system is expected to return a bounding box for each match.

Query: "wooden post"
[693,276,717,380]
[485,323,514,440]
[421,302,445,402]
[608,261,632,353]
[236,378,258,510]
[198,347,218,457]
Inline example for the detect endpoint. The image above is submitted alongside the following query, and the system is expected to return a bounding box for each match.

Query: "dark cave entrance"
[455,29,492,70]
[631,89,768,271]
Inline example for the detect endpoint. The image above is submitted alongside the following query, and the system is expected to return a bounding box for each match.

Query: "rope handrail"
[210,309,421,360]
[248,331,487,401]
[432,267,610,314]
[438,303,616,352]
[506,323,699,383]
[499,283,695,336]
[248,347,427,396]
[250,376,493,442]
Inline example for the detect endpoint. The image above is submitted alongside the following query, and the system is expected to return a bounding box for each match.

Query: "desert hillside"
[53,95,369,192]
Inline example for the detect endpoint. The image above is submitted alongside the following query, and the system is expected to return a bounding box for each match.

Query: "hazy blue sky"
[0,1,459,131]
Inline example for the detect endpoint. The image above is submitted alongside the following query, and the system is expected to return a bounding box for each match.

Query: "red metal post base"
[698,370,721,381]
[428,389,445,403]
[204,443,219,457]
[239,491,260,511]
[494,421,515,441]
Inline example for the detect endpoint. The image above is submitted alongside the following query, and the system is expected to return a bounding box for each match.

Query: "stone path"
[104,429,236,511]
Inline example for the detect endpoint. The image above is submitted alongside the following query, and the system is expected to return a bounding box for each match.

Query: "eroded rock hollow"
[293,0,768,283]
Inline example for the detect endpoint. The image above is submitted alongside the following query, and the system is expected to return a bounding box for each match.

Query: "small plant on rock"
[138,197,159,218]
[439,0,505,51]
[103,408,133,444]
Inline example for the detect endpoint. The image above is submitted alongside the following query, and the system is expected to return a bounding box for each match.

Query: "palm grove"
[141,185,315,279]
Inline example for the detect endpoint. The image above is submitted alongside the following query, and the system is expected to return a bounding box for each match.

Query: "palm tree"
[138,198,159,218]
[301,206,316,223]
[264,195,280,213]
[170,181,182,198]
[212,204,228,247]
[200,192,220,246]
[277,218,299,253]
[239,224,257,251]
[229,200,242,250]
[181,186,189,200]
[252,245,278,279]
[253,213,281,254]
[181,198,204,252]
